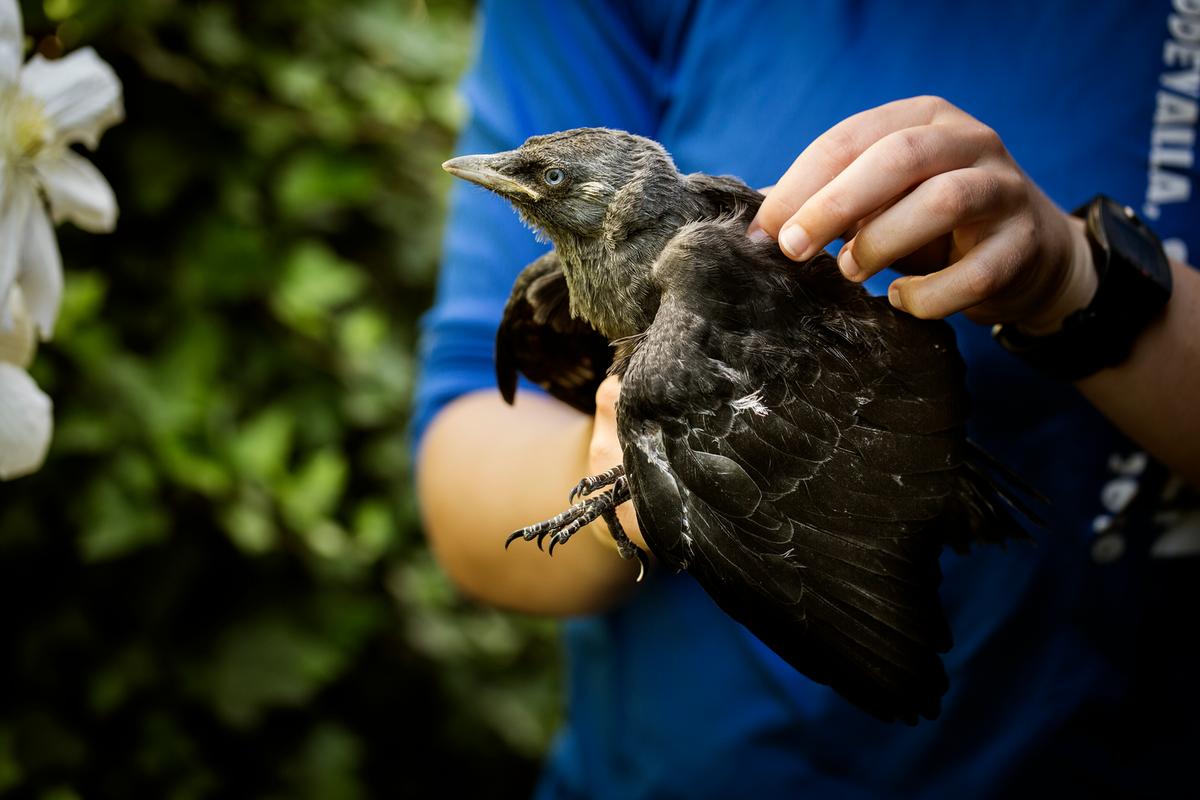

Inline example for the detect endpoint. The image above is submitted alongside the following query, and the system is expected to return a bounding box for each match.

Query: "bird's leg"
[545,479,628,555]
[546,478,647,572]
[599,483,649,582]
[569,465,625,504]
[504,501,596,552]
[507,476,649,581]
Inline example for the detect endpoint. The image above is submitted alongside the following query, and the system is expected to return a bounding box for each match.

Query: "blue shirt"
[414,2,1200,797]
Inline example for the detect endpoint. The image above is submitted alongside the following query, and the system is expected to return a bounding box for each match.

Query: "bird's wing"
[496,250,612,415]
[684,172,765,212]
[619,236,964,723]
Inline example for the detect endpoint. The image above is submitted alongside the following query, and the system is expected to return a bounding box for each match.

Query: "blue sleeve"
[410,0,670,448]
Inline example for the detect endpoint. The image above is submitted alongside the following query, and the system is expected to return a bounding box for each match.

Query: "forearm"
[1077,257,1200,487]
[417,389,639,615]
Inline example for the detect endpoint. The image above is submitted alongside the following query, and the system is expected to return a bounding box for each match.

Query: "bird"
[442,128,1037,724]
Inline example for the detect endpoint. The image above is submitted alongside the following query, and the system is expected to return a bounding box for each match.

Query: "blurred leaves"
[190,610,363,729]
[1,0,561,797]
[271,242,366,337]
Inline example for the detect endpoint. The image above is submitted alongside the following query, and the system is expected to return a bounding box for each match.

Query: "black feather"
[495,250,612,414]
[448,128,1044,724]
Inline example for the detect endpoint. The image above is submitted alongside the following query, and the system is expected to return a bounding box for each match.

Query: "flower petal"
[0,183,32,328]
[0,0,22,86]
[0,361,52,480]
[36,149,118,232]
[19,201,62,338]
[20,47,124,149]
[0,286,36,367]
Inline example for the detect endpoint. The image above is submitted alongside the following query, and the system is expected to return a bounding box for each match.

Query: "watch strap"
[991,196,1172,381]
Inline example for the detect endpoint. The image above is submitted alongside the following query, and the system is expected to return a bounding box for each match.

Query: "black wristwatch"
[992,195,1173,381]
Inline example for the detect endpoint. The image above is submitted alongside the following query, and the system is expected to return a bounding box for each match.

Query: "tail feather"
[942,442,1045,553]
[966,439,1050,507]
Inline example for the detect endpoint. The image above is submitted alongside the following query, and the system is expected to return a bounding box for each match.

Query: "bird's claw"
[549,516,591,556]
[567,477,601,504]
[508,472,648,581]
[609,510,650,581]
[508,479,626,556]
[567,466,625,504]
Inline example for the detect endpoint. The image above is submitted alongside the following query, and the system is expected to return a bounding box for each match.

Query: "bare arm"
[417,387,640,616]
[1077,257,1200,486]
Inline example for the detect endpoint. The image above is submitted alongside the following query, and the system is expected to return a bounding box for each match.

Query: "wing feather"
[619,230,964,723]
[495,250,612,414]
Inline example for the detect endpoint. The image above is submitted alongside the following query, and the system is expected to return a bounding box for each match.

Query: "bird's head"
[444,128,688,339]
[442,128,681,248]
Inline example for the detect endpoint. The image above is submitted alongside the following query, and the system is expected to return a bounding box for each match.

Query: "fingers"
[777,122,1002,261]
[887,215,1036,320]
[749,96,1078,326]
[840,166,1020,282]
[750,95,960,238]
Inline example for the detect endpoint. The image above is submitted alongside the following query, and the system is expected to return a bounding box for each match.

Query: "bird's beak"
[442,154,542,201]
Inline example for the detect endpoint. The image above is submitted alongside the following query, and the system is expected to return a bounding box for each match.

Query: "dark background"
[0,1,561,797]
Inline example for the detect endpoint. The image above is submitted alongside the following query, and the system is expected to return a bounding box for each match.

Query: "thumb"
[595,375,621,419]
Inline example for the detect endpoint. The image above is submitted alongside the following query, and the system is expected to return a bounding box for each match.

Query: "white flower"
[1,0,121,479]
[0,283,33,367]
[0,1,21,83]
[1,0,122,336]
[0,287,51,479]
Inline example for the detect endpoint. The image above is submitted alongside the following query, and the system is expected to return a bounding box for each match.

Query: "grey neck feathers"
[545,158,755,341]
[555,230,664,341]
[553,158,687,340]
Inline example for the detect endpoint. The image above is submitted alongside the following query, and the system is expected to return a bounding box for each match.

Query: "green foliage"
[0,1,562,796]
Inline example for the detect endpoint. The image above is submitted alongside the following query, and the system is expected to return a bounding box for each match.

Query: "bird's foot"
[506,476,648,580]
[504,498,599,553]
[569,465,625,504]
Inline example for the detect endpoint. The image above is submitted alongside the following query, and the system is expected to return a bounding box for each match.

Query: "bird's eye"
[543,167,566,186]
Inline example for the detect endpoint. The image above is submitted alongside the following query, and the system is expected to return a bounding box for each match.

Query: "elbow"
[420,507,631,616]
[420,510,505,605]
[414,446,502,605]
[413,395,637,616]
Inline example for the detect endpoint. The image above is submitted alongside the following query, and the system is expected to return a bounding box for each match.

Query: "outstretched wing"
[618,227,972,723]
[496,250,612,415]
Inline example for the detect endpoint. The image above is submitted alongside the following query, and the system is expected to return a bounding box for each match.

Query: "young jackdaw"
[443,128,1035,724]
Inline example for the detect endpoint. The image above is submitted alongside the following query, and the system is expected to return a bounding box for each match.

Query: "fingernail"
[779,225,811,260]
[838,248,860,280]
[747,226,772,243]
[888,282,906,311]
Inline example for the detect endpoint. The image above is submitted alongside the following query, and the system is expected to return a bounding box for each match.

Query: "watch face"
[1097,198,1174,291]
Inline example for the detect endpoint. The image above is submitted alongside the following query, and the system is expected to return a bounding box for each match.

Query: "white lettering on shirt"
[1145,5,1200,219]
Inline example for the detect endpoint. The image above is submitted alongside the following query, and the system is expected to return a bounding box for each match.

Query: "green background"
[0,1,562,797]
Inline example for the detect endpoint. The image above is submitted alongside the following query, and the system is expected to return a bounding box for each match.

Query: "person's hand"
[748,96,1097,333]
[587,376,647,551]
